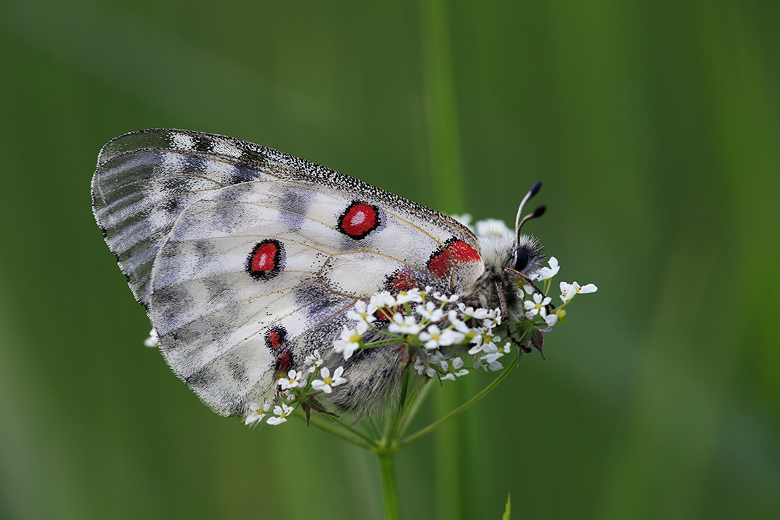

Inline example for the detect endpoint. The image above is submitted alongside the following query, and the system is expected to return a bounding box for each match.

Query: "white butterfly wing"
[93,129,485,415]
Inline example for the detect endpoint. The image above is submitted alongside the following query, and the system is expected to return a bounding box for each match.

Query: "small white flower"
[523,284,536,295]
[433,292,459,303]
[473,356,504,372]
[480,313,498,331]
[333,325,363,360]
[440,357,469,381]
[440,328,466,346]
[419,325,444,349]
[480,338,510,358]
[447,310,470,333]
[144,329,159,347]
[467,327,495,354]
[347,300,377,324]
[245,401,271,425]
[414,357,434,377]
[417,301,444,322]
[370,291,398,319]
[483,308,502,327]
[560,281,598,303]
[277,370,301,390]
[544,313,558,328]
[480,350,504,364]
[419,325,466,349]
[396,288,423,304]
[388,314,422,335]
[415,351,445,377]
[467,343,484,355]
[371,291,397,307]
[267,403,294,425]
[311,366,347,394]
[536,257,560,281]
[457,304,491,321]
[304,350,324,373]
[524,293,552,317]
[469,331,509,357]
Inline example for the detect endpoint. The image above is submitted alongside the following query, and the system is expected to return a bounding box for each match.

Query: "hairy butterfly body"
[92,129,545,417]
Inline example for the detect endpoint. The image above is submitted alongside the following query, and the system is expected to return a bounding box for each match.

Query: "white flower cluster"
[244,349,347,427]
[334,287,508,381]
[521,256,598,330]
[332,255,598,384]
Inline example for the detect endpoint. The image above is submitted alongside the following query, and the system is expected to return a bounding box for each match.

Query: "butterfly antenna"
[514,181,545,236]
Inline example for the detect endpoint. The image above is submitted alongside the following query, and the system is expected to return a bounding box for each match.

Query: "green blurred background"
[1,0,779,519]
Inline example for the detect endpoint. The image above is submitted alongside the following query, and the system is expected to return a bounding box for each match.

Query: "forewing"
[92,129,481,305]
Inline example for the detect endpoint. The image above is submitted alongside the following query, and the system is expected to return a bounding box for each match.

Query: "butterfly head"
[464,181,547,315]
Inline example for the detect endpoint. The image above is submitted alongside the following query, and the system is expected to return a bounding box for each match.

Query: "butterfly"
[92,129,547,418]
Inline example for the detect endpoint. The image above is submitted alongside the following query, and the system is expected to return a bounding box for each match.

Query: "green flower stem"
[384,368,413,440]
[395,376,434,438]
[378,450,401,520]
[367,416,383,439]
[397,351,522,449]
[299,414,373,450]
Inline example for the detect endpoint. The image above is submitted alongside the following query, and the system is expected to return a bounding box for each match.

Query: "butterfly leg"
[501,266,556,314]
[494,279,533,354]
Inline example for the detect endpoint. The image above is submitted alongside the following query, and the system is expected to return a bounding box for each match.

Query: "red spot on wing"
[428,250,452,278]
[275,352,292,373]
[389,268,418,292]
[251,243,278,271]
[338,201,381,239]
[247,240,285,280]
[447,240,481,263]
[427,239,481,278]
[265,327,287,350]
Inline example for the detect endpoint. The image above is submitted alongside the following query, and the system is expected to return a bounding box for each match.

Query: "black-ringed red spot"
[275,352,293,374]
[427,249,451,278]
[265,326,287,351]
[427,238,481,278]
[337,201,381,239]
[246,239,285,280]
[385,268,420,293]
[274,351,293,376]
[446,239,481,263]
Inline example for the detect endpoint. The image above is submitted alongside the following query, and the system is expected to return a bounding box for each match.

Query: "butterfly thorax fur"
[461,233,545,315]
